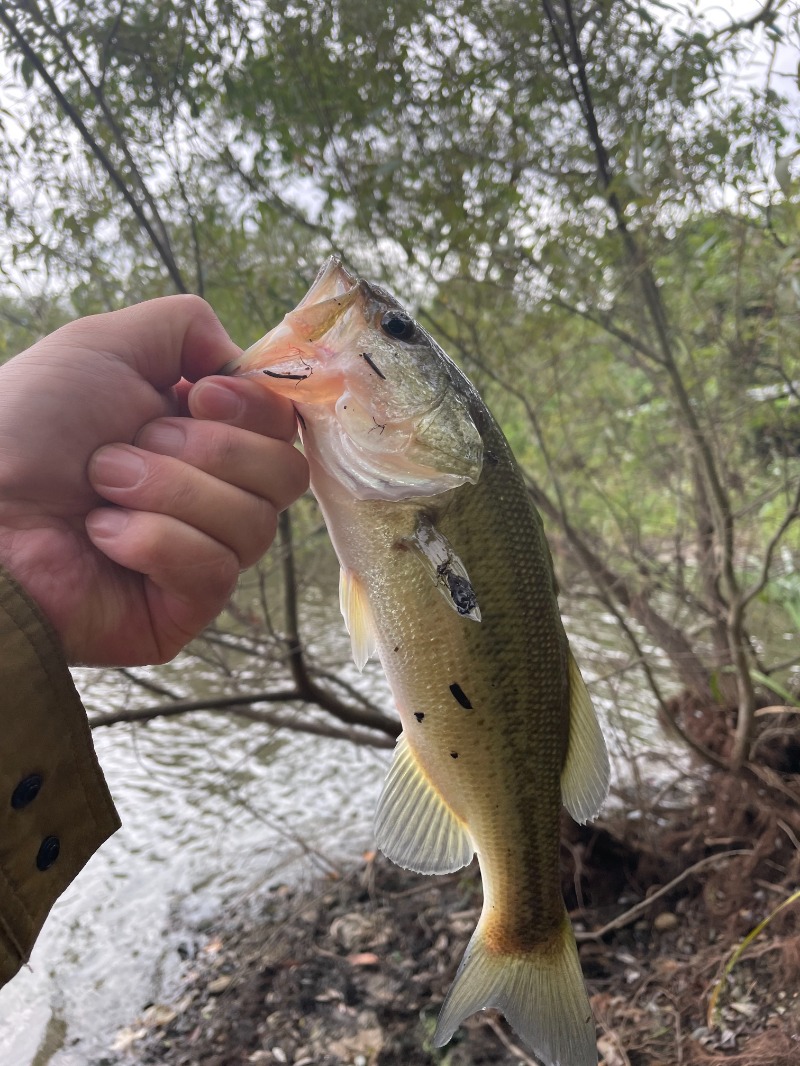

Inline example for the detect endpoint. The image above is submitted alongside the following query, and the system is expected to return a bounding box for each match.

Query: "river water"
[0,560,707,1066]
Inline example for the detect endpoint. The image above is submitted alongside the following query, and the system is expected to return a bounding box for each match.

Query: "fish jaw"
[221,257,359,403]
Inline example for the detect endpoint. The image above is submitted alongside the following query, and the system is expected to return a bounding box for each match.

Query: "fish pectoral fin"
[434,912,598,1066]
[339,568,377,672]
[374,733,474,874]
[403,514,481,621]
[561,649,611,824]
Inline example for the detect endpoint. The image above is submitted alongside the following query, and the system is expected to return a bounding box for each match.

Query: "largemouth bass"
[227,258,610,1066]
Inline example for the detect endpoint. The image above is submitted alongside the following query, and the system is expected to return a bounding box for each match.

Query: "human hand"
[0,296,308,666]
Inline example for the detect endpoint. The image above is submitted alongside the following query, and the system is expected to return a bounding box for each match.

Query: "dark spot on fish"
[414,712,424,722]
[449,683,472,710]
[262,368,311,382]
[360,352,386,379]
[393,645,399,652]
[392,541,410,552]
[450,751,459,759]
[446,573,478,616]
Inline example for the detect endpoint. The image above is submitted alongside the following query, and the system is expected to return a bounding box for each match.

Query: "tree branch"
[707,0,779,41]
[542,0,759,766]
[35,0,178,267]
[741,479,800,610]
[0,3,188,292]
[88,690,395,749]
[576,849,752,940]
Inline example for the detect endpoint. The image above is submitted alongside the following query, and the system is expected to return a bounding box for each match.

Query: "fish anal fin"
[374,733,474,874]
[339,568,377,671]
[561,649,610,824]
[434,912,597,1066]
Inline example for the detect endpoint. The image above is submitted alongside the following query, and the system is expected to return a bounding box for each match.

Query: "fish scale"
[227,257,611,1066]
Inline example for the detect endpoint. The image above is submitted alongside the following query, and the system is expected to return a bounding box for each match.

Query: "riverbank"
[105,769,799,1066]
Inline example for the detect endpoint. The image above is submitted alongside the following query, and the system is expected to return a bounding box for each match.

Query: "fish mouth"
[222,256,362,378]
[297,256,358,309]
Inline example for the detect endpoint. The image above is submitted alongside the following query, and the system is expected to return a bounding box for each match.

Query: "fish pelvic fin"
[434,911,597,1066]
[374,733,474,874]
[339,568,378,672]
[561,649,610,824]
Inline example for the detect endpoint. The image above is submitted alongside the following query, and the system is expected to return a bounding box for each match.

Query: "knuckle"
[203,552,240,599]
[167,293,215,320]
[184,420,236,471]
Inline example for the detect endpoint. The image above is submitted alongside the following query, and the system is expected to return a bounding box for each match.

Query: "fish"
[225,257,610,1066]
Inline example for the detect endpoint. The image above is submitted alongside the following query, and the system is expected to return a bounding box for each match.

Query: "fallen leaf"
[347,952,380,967]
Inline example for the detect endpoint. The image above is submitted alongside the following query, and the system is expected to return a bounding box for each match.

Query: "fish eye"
[380,310,416,341]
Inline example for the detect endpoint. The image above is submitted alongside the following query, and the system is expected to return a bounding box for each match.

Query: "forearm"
[0,568,119,987]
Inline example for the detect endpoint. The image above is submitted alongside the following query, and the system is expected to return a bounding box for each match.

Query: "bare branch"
[88,689,395,749]
[35,0,178,266]
[546,291,664,366]
[707,0,780,41]
[576,850,752,940]
[741,479,800,610]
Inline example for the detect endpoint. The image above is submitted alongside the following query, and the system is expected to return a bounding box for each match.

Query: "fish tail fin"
[433,910,597,1066]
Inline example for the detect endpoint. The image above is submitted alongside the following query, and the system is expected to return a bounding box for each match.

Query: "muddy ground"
[105,766,800,1066]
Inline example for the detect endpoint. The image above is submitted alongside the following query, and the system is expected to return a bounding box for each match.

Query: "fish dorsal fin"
[404,514,481,621]
[339,568,377,671]
[375,733,474,874]
[561,650,610,824]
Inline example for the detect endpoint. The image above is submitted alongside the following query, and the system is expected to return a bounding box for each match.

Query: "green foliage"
[763,566,800,634]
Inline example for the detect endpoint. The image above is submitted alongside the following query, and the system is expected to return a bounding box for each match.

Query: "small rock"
[141,1004,178,1028]
[328,1027,384,1061]
[111,1026,147,1052]
[654,912,679,932]
[330,912,375,951]
[207,975,234,995]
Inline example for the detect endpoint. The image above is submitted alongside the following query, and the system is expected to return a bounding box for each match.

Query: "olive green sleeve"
[0,568,120,988]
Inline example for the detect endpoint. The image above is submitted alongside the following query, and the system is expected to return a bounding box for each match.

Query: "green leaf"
[20,56,34,89]
[749,670,800,709]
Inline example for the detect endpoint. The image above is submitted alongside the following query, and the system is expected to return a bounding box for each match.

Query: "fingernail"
[137,422,185,455]
[86,508,130,538]
[192,381,244,421]
[92,446,147,488]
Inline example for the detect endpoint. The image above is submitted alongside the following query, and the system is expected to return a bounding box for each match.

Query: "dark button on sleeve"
[11,773,43,810]
[35,836,61,872]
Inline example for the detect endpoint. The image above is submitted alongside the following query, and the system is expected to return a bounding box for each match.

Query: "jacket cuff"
[0,568,120,987]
